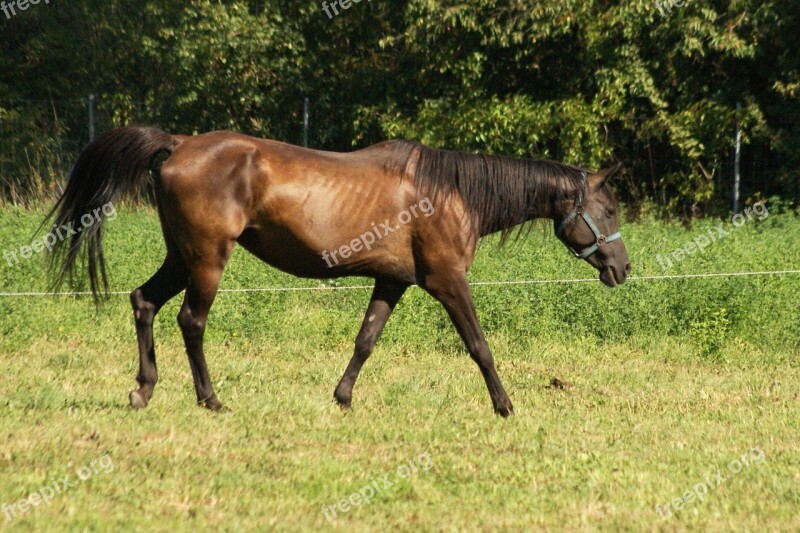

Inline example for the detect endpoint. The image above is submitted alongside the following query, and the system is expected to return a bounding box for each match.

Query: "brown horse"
[46,127,630,417]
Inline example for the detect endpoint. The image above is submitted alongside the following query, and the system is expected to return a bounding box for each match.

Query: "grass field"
[0,204,799,532]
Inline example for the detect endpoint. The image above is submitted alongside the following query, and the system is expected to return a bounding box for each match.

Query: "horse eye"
[606,207,616,217]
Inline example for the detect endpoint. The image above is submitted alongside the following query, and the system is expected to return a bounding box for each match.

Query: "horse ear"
[591,163,622,189]
[601,163,622,180]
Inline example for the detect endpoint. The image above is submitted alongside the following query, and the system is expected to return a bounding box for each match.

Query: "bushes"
[1,1,798,212]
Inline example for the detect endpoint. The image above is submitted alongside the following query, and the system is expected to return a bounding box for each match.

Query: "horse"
[45,126,630,417]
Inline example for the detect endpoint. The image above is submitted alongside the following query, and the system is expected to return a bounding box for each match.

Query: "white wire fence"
[1,269,798,298]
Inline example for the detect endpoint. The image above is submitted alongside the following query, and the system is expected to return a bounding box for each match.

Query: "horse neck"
[476,175,565,238]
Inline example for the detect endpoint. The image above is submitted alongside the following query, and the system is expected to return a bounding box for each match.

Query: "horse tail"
[43,126,176,302]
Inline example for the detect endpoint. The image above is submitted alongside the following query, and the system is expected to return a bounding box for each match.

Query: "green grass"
[0,204,799,532]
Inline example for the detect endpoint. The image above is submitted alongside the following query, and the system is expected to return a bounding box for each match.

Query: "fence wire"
[1,269,798,298]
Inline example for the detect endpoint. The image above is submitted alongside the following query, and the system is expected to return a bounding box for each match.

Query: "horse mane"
[386,140,589,242]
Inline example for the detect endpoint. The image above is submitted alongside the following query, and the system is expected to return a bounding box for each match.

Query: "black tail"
[43,126,175,302]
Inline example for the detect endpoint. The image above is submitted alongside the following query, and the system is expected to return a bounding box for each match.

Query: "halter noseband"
[555,172,621,259]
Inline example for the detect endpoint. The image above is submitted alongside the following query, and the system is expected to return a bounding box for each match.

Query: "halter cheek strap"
[555,172,622,259]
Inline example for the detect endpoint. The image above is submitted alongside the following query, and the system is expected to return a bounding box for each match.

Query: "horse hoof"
[199,396,223,411]
[333,392,352,410]
[495,403,514,418]
[129,390,148,409]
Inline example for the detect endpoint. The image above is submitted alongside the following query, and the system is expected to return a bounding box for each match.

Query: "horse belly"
[236,219,416,283]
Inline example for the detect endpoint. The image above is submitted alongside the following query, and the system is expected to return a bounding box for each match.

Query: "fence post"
[733,101,741,214]
[88,94,96,143]
[303,96,309,148]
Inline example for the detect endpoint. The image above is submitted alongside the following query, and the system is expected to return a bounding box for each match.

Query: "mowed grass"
[0,204,799,532]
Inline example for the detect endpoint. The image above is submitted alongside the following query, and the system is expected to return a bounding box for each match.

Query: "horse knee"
[177,306,205,340]
[130,288,156,326]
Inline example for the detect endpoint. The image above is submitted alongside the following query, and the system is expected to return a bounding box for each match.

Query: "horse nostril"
[624,263,631,275]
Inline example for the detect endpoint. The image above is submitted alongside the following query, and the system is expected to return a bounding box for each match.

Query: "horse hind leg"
[176,241,234,410]
[334,278,408,409]
[129,252,188,409]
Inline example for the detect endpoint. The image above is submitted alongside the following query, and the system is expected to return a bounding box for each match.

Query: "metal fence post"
[733,101,741,214]
[303,97,309,148]
[88,94,96,143]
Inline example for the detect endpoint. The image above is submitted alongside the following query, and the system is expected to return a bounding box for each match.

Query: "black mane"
[388,141,589,242]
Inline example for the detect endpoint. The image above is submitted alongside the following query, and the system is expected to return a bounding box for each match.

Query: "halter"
[555,172,622,259]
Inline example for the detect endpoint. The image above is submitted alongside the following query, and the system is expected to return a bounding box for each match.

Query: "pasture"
[0,205,798,531]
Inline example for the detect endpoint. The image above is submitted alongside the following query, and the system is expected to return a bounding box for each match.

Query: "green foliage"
[140,2,305,137]
[0,103,80,202]
[1,205,798,358]
[371,0,798,214]
[690,307,731,359]
[0,1,798,211]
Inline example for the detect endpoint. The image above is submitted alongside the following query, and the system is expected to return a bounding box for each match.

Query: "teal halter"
[555,172,622,259]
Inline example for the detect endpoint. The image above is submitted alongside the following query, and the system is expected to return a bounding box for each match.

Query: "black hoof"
[494,402,514,418]
[199,395,224,411]
[333,390,352,410]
